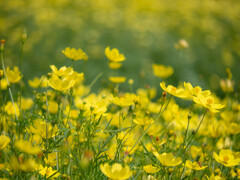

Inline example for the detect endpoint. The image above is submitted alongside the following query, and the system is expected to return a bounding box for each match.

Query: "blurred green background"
[1,0,240,93]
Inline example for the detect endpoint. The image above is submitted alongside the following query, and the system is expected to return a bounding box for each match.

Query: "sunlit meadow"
[1,0,240,180]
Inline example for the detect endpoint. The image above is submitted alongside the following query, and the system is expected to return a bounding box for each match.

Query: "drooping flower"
[152,64,173,78]
[213,149,240,167]
[62,47,88,61]
[105,46,125,62]
[153,151,182,166]
[100,163,132,180]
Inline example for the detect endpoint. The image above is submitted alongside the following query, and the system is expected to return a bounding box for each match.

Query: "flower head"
[143,165,159,174]
[0,135,10,150]
[213,149,240,167]
[48,74,75,91]
[62,47,88,61]
[185,160,207,170]
[153,152,182,166]
[105,46,125,62]
[5,66,22,84]
[152,64,173,78]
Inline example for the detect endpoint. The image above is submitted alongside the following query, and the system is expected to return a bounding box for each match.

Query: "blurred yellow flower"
[10,156,37,172]
[152,64,173,78]
[0,135,10,150]
[4,101,20,117]
[100,163,132,180]
[19,97,34,110]
[105,46,125,62]
[109,76,126,84]
[42,100,58,114]
[0,78,7,90]
[50,65,74,76]
[5,66,22,84]
[153,152,182,166]
[133,117,154,126]
[28,76,48,88]
[109,62,122,69]
[62,47,88,61]
[185,160,207,170]
[143,165,159,174]
[15,139,42,155]
[214,149,240,167]
[48,74,75,91]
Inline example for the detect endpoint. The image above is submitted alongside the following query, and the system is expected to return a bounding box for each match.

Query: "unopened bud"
[0,39,5,51]
[22,29,27,42]
[0,70,3,78]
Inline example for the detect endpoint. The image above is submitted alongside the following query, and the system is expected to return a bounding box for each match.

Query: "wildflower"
[28,76,48,88]
[133,117,154,126]
[5,66,22,84]
[185,160,207,170]
[190,145,204,162]
[0,78,7,90]
[183,82,209,98]
[33,120,59,139]
[19,97,34,110]
[152,64,173,78]
[160,82,187,98]
[42,100,59,114]
[214,149,240,167]
[15,139,42,155]
[38,165,60,179]
[62,47,88,61]
[44,153,57,166]
[100,163,132,180]
[50,65,74,77]
[175,39,189,50]
[4,101,20,117]
[0,135,10,150]
[105,46,125,62]
[10,156,37,172]
[48,74,75,91]
[109,76,126,84]
[143,165,159,174]
[111,94,136,107]
[109,62,122,69]
[193,93,225,113]
[153,151,182,166]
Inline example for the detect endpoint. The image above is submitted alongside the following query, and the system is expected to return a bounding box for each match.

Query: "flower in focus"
[48,74,75,91]
[105,46,125,62]
[62,47,88,61]
[143,165,159,174]
[152,64,173,78]
[5,66,22,84]
[160,82,187,99]
[185,160,207,170]
[109,76,126,84]
[100,163,132,180]
[193,93,225,113]
[213,149,240,167]
[0,135,10,150]
[153,152,182,166]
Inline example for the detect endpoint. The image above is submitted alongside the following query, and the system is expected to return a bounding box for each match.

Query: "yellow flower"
[175,39,189,50]
[38,165,60,179]
[185,160,207,170]
[15,139,42,155]
[50,65,74,77]
[109,76,126,84]
[109,62,122,69]
[111,94,136,107]
[152,64,173,78]
[42,100,58,114]
[213,149,240,167]
[0,135,10,150]
[143,165,159,174]
[44,153,57,166]
[10,156,37,172]
[193,93,225,113]
[100,163,132,180]
[33,120,59,139]
[105,46,125,62]
[0,78,7,90]
[153,152,182,166]
[5,66,22,84]
[62,47,88,61]
[190,145,204,162]
[160,82,187,98]
[133,117,154,126]
[48,74,75,91]
[4,101,20,117]
[183,82,209,98]
[28,76,48,88]
[19,97,34,110]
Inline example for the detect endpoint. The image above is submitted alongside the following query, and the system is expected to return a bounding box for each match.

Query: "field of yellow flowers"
[0,35,240,179]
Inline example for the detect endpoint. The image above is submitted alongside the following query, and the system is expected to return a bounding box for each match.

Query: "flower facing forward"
[153,152,182,166]
[105,47,125,62]
[213,149,240,167]
[100,163,133,180]
[62,47,88,61]
[48,74,75,91]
